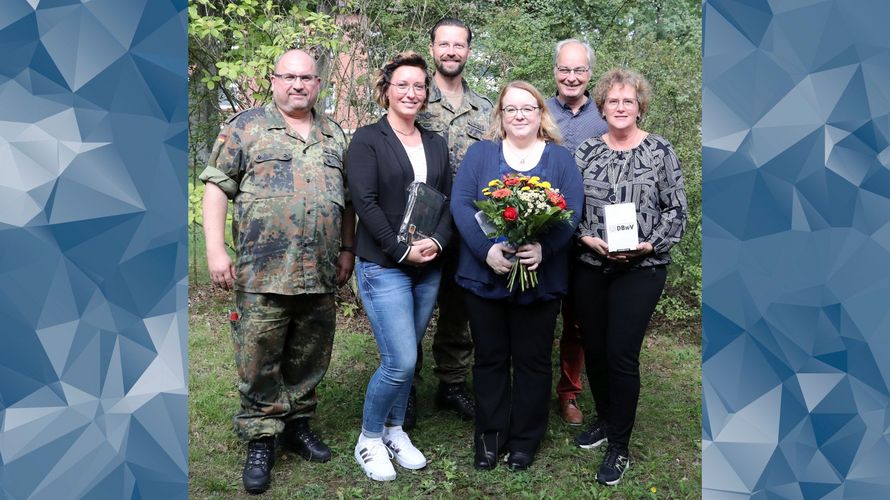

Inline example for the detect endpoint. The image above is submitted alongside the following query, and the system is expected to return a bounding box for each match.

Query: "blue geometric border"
[703,0,890,497]
[0,1,188,498]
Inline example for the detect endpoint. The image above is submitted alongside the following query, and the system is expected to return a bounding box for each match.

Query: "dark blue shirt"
[450,140,583,304]
[545,95,608,155]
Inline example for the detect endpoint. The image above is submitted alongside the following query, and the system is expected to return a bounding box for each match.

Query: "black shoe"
[474,449,497,470]
[281,419,332,462]
[574,420,608,449]
[403,385,417,430]
[506,450,534,471]
[596,444,630,485]
[436,383,474,420]
[473,434,498,471]
[243,437,275,494]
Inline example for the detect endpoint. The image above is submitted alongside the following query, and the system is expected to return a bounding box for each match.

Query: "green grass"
[189,284,701,499]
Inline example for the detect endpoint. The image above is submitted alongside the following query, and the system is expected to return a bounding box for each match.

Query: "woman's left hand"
[516,242,543,271]
[405,238,440,265]
[610,241,654,260]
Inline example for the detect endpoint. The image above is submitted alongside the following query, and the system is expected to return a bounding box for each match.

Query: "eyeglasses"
[434,42,467,51]
[604,98,638,109]
[556,66,590,76]
[272,73,318,85]
[392,82,427,95]
[501,105,539,118]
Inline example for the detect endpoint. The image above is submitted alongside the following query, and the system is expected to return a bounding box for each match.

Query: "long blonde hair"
[487,81,562,144]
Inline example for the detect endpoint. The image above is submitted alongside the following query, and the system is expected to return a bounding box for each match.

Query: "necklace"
[506,141,539,165]
[392,125,416,136]
[608,128,641,150]
[608,151,632,204]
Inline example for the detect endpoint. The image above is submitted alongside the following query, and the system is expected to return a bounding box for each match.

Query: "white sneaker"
[383,426,427,470]
[354,434,396,481]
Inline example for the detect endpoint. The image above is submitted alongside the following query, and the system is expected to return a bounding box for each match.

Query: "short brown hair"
[592,68,651,120]
[487,81,562,144]
[373,51,431,110]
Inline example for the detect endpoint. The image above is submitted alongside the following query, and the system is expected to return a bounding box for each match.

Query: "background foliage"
[188,0,701,317]
[187,2,702,496]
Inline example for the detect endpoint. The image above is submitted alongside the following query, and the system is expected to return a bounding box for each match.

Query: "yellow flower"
[482,188,491,195]
[650,487,657,493]
[520,186,530,191]
[539,181,552,189]
[529,176,541,184]
[488,179,500,187]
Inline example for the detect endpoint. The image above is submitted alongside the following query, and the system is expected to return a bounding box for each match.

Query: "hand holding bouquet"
[475,174,573,291]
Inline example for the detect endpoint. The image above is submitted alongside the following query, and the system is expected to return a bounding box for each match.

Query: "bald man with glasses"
[200,49,355,494]
[545,39,608,427]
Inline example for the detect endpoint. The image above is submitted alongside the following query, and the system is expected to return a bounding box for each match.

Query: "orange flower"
[492,188,512,199]
[504,177,521,187]
[547,189,566,209]
[546,189,560,204]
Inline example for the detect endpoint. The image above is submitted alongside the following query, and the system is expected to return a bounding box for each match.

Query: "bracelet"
[340,245,354,253]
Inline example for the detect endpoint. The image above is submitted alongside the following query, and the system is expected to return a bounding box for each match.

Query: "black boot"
[242,437,275,494]
[403,385,418,430]
[436,382,474,420]
[281,419,332,462]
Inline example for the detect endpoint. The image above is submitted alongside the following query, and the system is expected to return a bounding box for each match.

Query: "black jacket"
[346,116,452,267]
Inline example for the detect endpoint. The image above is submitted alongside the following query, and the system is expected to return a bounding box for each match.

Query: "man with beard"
[412,17,492,428]
[200,49,355,494]
[544,39,608,427]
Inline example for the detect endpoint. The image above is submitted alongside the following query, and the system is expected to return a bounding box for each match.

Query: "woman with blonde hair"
[572,68,687,485]
[449,81,582,471]
[347,51,452,481]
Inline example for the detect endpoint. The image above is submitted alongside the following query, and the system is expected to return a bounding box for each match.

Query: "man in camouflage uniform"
[200,49,355,495]
[411,17,493,427]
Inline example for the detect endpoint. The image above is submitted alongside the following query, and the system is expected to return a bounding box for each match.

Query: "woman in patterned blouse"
[571,68,688,486]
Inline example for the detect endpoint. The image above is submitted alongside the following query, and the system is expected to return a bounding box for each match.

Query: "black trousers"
[465,293,560,454]
[574,264,667,450]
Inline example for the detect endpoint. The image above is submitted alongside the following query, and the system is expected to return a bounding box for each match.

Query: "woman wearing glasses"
[450,81,582,471]
[346,52,452,481]
[572,69,687,485]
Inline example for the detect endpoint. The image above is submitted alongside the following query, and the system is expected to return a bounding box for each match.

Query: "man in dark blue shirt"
[544,39,607,426]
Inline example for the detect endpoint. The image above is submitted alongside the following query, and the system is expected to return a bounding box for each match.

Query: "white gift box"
[603,203,639,253]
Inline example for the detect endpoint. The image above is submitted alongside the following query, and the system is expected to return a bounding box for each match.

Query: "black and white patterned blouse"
[574,133,687,269]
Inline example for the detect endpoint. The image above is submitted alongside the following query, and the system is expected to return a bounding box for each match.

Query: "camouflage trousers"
[415,250,474,384]
[231,291,335,441]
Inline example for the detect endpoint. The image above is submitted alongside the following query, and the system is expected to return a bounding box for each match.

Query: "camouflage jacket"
[416,78,492,177]
[199,104,349,295]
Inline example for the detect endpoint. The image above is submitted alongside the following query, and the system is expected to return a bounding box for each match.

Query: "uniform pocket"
[246,148,295,196]
[467,121,486,140]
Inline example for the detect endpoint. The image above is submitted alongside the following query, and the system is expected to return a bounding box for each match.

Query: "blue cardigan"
[450,140,583,303]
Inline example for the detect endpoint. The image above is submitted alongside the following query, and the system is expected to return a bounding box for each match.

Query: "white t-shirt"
[403,143,427,183]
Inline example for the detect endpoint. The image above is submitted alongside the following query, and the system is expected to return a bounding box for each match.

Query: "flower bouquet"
[475,173,573,291]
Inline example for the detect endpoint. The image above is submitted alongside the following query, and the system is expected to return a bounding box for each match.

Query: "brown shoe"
[560,399,584,425]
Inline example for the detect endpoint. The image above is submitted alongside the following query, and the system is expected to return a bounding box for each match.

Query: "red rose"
[504,177,521,187]
[557,198,567,210]
[503,206,518,221]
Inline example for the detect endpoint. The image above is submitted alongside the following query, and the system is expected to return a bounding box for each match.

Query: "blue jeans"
[356,258,442,437]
